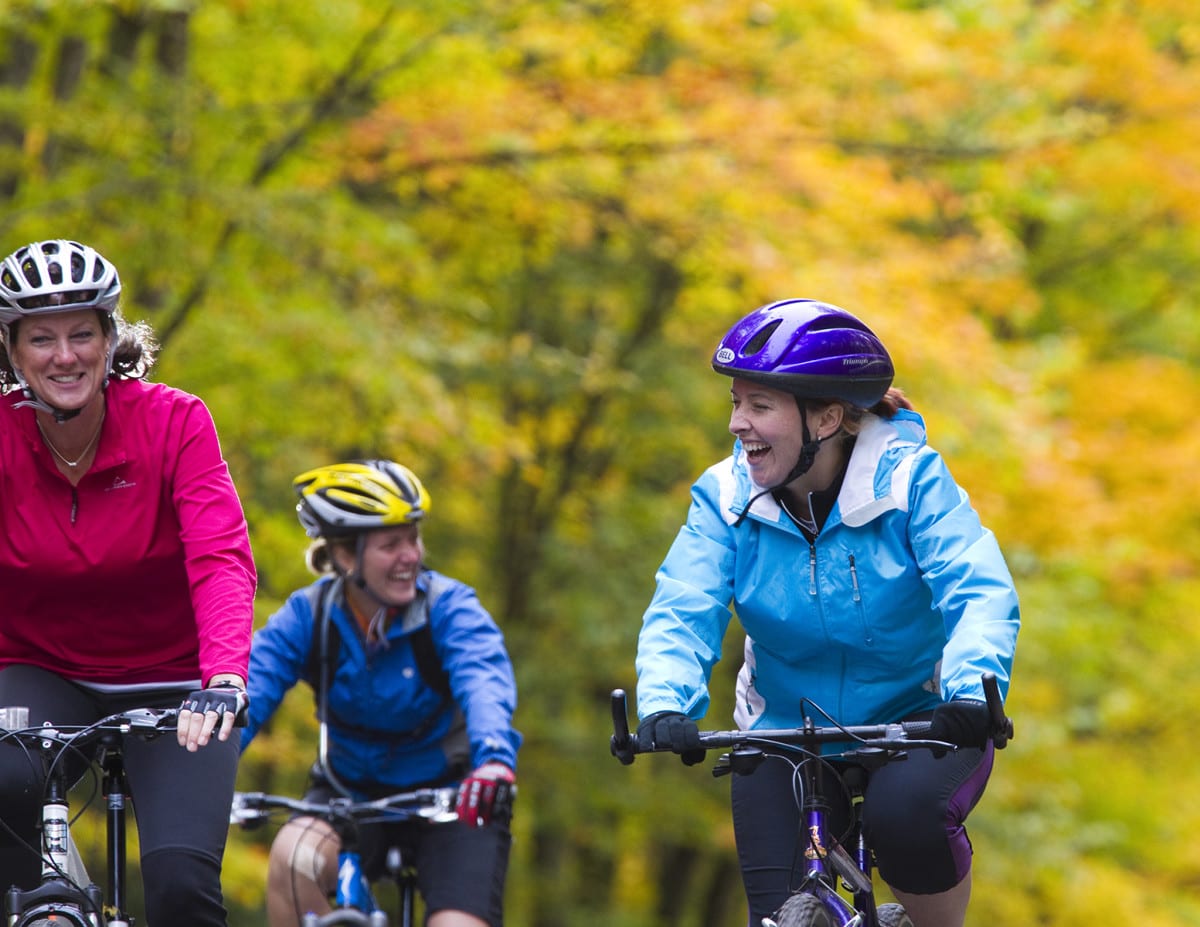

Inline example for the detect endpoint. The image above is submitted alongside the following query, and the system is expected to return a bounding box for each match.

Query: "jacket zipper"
[848,553,873,644]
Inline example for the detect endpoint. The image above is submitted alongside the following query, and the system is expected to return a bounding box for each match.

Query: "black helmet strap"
[14,386,86,423]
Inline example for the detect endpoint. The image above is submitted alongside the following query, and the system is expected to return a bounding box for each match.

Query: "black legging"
[731,738,994,922]
[0,665,240,927]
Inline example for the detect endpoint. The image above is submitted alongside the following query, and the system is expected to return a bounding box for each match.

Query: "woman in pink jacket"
[0,239,256,926]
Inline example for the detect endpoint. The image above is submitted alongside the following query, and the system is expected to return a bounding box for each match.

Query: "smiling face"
[8,308,111,412]
[728,378,808,489]
[729,377,851,498]
[336,524,425,609]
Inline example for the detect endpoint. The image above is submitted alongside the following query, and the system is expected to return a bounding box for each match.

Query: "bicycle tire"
[772,892,835,927]
[877,903,914,927]
[302,909,381,927]
[12,903,96,927]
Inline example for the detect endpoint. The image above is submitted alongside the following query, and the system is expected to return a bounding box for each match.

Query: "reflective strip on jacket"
[635,408,1019,730]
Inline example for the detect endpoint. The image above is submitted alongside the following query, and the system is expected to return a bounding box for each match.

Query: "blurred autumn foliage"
[3,1,1199,924]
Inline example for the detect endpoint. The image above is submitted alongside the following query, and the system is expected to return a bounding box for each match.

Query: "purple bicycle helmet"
[712,299,893,408]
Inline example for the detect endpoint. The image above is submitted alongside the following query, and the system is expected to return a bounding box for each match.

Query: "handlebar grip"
[981,672,1014,749]
[609,689,636,765]
[901,719,933,737]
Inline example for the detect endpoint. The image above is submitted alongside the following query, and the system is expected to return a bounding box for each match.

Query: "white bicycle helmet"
[0,239,121,327]
[0,240,123,421]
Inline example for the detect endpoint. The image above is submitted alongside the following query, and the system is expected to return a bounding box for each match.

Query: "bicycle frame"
[99,741,134,925]
[718,741,888,927]
[335,848,378,914]
[233,786,458,927]
[2,708,179,927]
[787,758,883,926]
[611,672,1014,927]
[305,846,415,927]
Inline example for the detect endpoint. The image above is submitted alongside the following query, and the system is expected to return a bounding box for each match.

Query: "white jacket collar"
[724,410,927,528]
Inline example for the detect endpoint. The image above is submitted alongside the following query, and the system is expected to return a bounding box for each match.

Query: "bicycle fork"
[40,780,72,882]
[5,773,104,927]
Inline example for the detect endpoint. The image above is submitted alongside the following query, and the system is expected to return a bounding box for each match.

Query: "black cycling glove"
[182,683,249,726]
[637,711,706,766]
[929,698,991,750]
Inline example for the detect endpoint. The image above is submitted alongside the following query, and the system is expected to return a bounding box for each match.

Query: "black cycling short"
[302,771,512,927]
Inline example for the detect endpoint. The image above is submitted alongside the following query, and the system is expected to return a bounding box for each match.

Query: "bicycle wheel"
[13,903,96,927]
[772,892,835,927]
[877,903,914,927]
[303,909,377,926]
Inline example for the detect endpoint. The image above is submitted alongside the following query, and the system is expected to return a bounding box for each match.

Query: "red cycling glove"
[455,762,516,827]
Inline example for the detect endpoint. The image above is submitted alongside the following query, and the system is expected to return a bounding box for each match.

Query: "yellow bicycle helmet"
[293,460,430,539]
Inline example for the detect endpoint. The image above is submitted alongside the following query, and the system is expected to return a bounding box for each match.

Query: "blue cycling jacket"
[242,570,521,790]
[636,408,1019,730]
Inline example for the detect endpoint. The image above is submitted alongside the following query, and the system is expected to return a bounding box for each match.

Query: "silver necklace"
[37,410,105,468]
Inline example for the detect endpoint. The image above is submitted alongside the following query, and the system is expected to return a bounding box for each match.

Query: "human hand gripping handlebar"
[609,672,1014,765]
[177,682,249,752]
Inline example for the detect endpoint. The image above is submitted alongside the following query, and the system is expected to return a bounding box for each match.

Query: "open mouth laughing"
[743,441,770,464]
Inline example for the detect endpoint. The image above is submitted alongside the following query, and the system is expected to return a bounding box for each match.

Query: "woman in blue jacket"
[634,300,1019,927]
[242,460,521,927]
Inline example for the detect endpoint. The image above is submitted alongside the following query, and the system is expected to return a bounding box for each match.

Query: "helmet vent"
[18,290,100,310]
[17,256,42,288]
[743,319,781,356]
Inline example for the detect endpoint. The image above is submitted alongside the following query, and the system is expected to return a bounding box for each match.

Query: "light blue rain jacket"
[636,409,1019,730]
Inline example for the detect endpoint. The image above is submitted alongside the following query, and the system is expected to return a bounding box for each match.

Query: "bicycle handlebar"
[229,786,461,828]
[0,707,180,751]
[609,672,1014,766]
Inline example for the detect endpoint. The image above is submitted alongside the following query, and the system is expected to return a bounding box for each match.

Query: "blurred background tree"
[2,0,1199,924]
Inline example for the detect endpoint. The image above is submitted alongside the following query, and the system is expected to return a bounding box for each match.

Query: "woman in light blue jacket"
[635,299,1019,927]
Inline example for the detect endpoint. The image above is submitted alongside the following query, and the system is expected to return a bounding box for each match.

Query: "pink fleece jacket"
[0,379,256,686]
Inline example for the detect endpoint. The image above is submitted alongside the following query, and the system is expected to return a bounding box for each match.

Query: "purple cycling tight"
[731,737,994,922]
